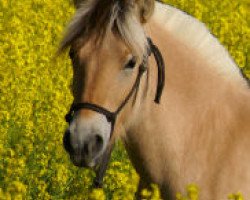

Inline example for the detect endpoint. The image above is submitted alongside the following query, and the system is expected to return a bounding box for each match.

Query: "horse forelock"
[58,0,148,61]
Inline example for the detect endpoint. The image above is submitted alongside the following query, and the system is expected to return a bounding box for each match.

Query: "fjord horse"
[60,0,250,199]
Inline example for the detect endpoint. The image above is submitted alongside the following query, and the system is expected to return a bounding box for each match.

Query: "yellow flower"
[89,189,105,200]
[228,192,244,200]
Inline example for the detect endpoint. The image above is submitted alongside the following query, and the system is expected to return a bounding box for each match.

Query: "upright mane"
[58,0,148,61]
[153,3,246,83]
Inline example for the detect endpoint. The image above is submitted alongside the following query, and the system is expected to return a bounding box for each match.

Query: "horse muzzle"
[63,128,105,168]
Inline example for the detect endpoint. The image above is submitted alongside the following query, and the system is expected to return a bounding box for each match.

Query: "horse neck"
[123,8,250,191]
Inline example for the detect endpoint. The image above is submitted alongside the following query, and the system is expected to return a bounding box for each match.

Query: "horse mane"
[154,3,246,83]
[58,0,148,61]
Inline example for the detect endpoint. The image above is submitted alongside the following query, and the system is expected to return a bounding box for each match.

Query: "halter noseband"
[64,37,165,187]
[65,64,147,139]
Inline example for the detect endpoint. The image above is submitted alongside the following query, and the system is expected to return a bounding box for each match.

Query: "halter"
[64,37,165,187]
[65,63,147,136]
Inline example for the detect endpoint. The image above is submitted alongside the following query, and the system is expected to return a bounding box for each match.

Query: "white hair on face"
[69,114,111,159]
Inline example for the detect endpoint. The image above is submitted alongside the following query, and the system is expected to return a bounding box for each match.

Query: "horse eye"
[125,57,136,69]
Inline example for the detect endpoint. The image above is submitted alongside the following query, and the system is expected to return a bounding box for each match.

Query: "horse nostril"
[83,135,104,156]
[95,134,103,152]
[83,142,89,155]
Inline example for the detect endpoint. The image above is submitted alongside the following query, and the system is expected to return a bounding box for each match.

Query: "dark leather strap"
[147,38,165,103]
[65,102,116,124]
[93,143,114,188]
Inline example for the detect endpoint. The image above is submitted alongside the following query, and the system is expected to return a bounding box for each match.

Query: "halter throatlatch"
[64,37,165,188]
[147,38,165,104]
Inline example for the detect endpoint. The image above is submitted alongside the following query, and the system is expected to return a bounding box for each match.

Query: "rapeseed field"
[0,0,249,199]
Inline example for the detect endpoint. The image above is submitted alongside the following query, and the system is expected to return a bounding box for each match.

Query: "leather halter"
[64,37,165,187]
[65,38,165,128]
[65,64,147,138]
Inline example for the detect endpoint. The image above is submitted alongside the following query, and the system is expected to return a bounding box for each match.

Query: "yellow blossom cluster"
[0,0,249,199]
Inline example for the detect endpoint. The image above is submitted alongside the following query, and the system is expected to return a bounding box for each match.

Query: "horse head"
[59,0,156,169]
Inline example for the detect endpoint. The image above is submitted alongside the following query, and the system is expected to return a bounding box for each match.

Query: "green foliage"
[0,0,248,199]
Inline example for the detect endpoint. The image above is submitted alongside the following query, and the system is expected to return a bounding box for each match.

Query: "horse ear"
[137,0,155,23]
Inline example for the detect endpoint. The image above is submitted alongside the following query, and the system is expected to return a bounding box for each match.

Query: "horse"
[58,0,250,199]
